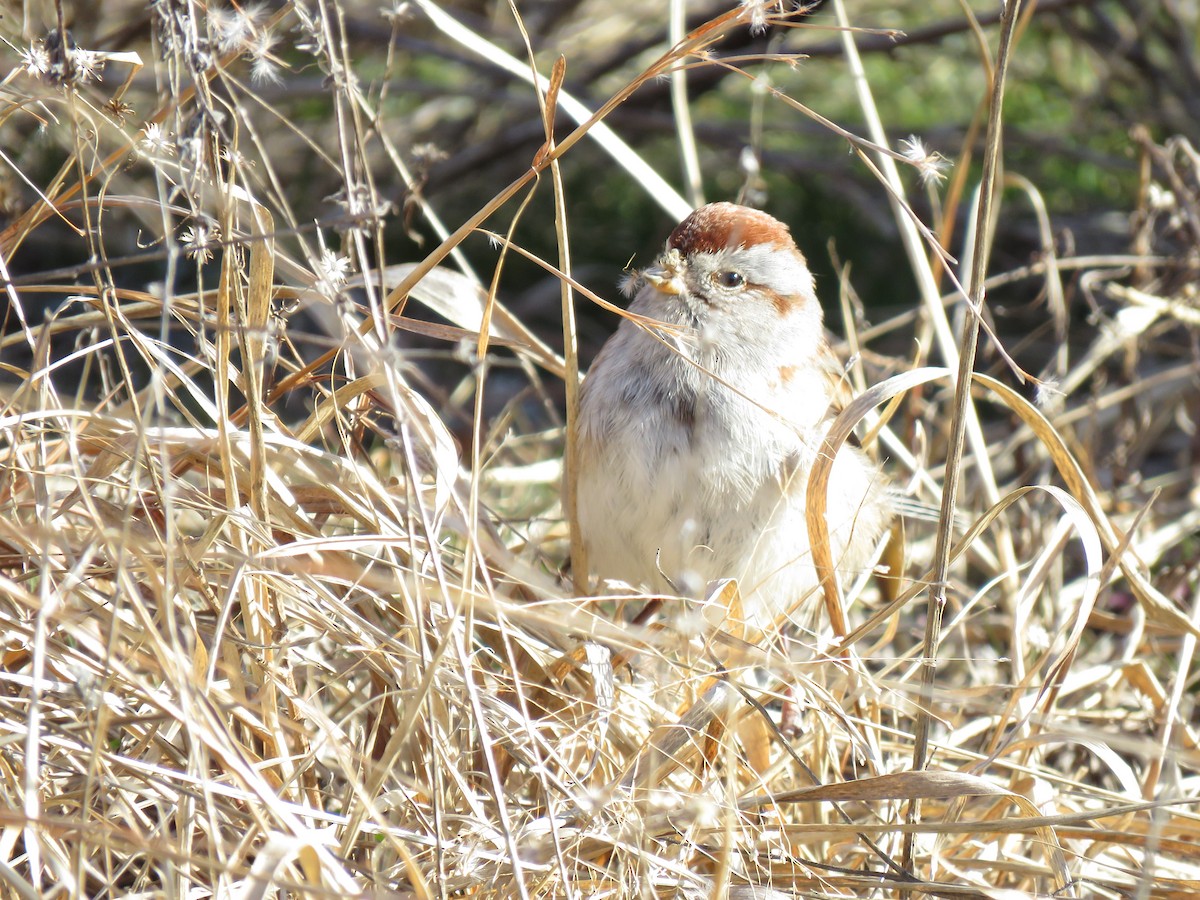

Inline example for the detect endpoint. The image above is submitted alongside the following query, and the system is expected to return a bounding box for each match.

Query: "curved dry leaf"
[806,366,953,637]
[809,367,1200,641]
[753,768,1012,804]
[246,204,275,387]
[618,680,737,790]
[295,369,459,518]
[1002,484,1103,716]
[745,769,1070,887]
[369,262,565,376]
[240,830,358,900]
[988,730,1142,798]
[973,373,1200,639]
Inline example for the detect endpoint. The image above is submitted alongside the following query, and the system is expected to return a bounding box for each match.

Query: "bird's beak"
[641,251,685,296]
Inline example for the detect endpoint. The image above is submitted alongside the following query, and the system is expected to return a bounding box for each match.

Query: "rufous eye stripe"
[754,284,800,316]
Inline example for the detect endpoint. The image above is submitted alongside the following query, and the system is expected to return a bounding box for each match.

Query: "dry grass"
[2,1,1200,897]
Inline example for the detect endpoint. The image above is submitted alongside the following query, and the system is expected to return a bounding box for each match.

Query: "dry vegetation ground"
[2,1,1200,897]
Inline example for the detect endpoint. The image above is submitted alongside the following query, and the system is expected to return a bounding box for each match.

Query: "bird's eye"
[714,270,745,289]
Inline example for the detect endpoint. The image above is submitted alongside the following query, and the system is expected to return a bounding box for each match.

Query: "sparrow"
[573,202,892,635]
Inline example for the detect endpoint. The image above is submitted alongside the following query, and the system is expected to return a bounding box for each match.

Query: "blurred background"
[5,0,1197,355]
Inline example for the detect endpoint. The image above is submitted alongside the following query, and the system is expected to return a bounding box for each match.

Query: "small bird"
[573,202,892,636]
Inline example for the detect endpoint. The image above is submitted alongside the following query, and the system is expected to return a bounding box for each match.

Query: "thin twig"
[905,0,1025,872]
